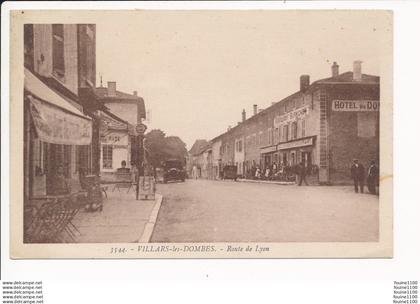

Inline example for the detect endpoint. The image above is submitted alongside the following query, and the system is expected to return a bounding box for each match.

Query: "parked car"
[222,165,238,181]
[163,159,186,183]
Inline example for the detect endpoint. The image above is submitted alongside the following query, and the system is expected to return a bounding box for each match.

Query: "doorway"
[301,151,312,168]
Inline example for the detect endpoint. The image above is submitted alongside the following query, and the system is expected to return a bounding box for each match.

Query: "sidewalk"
[72,190,163,243]
[236,178,296,185]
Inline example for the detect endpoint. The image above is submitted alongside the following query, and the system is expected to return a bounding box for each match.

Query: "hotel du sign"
[332,100,379,112]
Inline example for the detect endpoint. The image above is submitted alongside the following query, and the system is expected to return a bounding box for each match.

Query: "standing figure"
[350,159,365,193]
[192,165,198,179]
[367,160,379,195]
[117,160,130,173]
[298,161,308,186]
[265,167,271,180]
[255,166,261,179]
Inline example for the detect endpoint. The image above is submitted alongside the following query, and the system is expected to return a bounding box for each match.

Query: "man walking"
[367,160,379,195]
[298,161,308,186]
[350,159,365,193]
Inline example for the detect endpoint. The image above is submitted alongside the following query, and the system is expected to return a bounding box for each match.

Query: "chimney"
[300,75,310,91]
[253,104,258,115]
[353,60,362,81]
[133,90,137,96]
[242,109,246,122]
[331,62,339,77]
[107,81,116,96]
[228,126,231,131]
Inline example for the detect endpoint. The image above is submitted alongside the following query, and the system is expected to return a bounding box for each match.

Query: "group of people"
[247,158,379,194]
[351,159,379,195]
[249,162,300,182]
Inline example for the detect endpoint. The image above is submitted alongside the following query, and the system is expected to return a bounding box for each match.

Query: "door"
[302,151,312,168]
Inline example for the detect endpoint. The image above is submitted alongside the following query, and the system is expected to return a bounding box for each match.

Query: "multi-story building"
[187,140,209,178]
[207,61,379,184]
[24,24,101,197]
[95,82,146,172]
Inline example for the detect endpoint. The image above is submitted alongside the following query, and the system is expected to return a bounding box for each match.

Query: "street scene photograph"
[17,10,391,249]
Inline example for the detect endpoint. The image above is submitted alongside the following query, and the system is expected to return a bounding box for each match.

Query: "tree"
[144,129,188,174]
[164,136,188,164]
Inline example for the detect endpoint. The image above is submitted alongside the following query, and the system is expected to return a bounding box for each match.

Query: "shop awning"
[25,68,92,145]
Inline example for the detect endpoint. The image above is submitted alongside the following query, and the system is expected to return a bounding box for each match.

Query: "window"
[24,24,34,70]
[291,121,298,140]
[77,145,93,174]
[301,119,306,137]
[78,24,95,87]
[283,125,289,142]
[52,24,65,79]
[268,128,272,145]
[102,145,113,169]
[238,140,242,152]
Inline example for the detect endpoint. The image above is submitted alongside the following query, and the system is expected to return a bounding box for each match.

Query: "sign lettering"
[332,100,379,112]
[274,106,309,128]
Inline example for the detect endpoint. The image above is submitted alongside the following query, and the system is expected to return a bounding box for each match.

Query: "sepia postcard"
[9,9,393,258]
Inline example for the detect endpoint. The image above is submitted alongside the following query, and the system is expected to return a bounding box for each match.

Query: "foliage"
[144,129,188,169]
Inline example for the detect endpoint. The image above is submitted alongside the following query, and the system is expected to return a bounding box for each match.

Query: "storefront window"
[103,144,113,169]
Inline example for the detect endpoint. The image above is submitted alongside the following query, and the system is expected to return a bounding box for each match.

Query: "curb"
[236,179,296,186]
[138,193,163,243]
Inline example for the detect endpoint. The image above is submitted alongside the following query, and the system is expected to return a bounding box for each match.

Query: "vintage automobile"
[222,165,238,181]
[163,159,186,183]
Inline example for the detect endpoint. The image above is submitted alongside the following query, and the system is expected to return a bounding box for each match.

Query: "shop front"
[260,144,277,169]
[24,68,93,199]
[277,136,316,167]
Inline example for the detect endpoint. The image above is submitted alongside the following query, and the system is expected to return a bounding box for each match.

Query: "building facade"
[96,82,146,171]
[24,24,100,198]
[205,61,379,184]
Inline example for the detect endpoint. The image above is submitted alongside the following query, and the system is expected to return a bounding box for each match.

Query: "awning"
[25,68,92,145]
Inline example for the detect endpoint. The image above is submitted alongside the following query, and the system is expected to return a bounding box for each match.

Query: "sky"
[95,10,391,149]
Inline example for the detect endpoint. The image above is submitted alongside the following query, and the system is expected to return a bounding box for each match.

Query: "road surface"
[151,179,379,242]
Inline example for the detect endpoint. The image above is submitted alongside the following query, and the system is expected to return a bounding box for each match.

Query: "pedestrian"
[117,160,130,173]
[255,166,261,179]
[350,159,365,193]
[298,161,308,186]
[192,165,198,179]
[367,160,379,195]
[265,167,271,180]
[272,162,277,174]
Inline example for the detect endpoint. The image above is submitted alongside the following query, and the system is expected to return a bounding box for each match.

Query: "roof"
[210,71,379,142]
[95,87,143,101]
[95,86,146,119]
[312,71,379,85]
[189,139,209,156]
